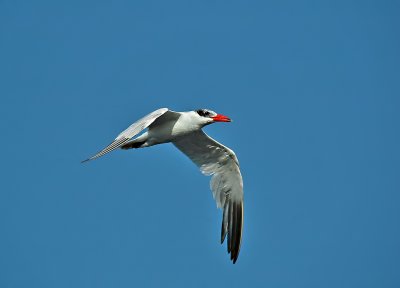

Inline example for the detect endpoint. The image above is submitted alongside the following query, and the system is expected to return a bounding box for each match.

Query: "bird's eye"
[196,109,209,117]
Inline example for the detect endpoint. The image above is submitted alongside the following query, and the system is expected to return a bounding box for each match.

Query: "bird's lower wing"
[173,130,244,263]
[82,108,170,163]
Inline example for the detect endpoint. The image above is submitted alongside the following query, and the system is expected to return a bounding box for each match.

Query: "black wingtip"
[221,229,226,244]
[81,158,91,164]
[221,200,243,264]
[221,202,228,244]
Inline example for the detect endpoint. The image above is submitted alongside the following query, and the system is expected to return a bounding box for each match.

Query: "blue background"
[1,1,399,287]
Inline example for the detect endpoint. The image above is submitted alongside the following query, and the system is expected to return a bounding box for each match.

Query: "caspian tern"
[82,108,244,263]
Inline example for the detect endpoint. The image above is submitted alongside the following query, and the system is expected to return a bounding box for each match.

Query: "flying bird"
[82,108,244,263]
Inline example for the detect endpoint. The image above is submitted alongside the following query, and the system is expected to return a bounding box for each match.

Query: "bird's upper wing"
[82,108,171,163]
[172,130,244,263]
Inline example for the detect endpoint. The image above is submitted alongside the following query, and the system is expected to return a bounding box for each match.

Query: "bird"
[82,108,244,263]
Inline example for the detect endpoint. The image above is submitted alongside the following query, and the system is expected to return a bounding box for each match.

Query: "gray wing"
[82,108,169,163]
[173,130,244,263]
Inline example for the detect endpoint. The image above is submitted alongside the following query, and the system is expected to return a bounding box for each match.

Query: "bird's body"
[124,110,199,147]
[82,108,244,263]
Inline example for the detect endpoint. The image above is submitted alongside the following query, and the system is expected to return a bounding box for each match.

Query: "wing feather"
[173,130,244,263]
[82,108,169,163]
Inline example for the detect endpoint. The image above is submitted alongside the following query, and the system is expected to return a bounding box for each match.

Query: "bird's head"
[194,109,231,126]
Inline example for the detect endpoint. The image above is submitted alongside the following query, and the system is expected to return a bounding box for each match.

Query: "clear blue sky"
[1,1,399,287]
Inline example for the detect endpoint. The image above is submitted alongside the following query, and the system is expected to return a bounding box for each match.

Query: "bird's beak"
[211,114,231,122]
